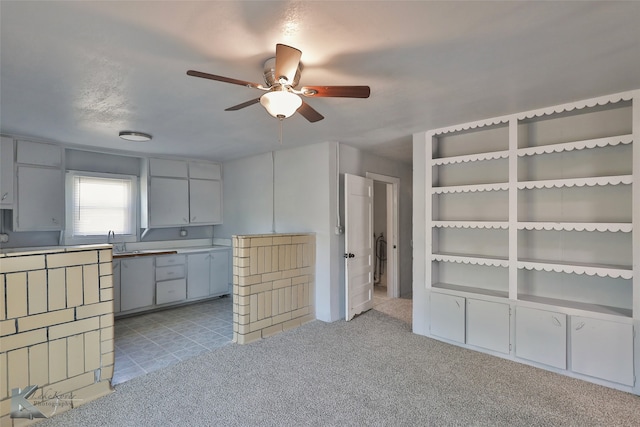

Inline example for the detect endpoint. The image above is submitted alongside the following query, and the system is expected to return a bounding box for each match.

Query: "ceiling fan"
[187,44,370,123]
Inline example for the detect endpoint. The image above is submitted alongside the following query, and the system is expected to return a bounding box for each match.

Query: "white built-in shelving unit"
[424,90,639,394]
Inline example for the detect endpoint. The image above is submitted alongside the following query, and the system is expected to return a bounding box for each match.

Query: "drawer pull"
[575,322,585,331]
[1,192,8,201]
[552,316,562,327]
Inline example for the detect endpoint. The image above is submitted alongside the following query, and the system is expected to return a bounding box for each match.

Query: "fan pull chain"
[279,118,283,145]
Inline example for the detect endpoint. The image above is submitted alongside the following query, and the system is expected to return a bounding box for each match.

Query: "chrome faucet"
[107,230,115,243]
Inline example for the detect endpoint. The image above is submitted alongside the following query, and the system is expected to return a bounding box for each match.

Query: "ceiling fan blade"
[297,100,324,123]
[187,70,263,89]
[225,98,261,111]
[275,44,302,85]
[300,85,371,98]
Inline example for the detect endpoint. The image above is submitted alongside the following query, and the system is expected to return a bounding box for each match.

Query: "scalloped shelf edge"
[516,91,633,121]
[430,118,510,136]
[518,263,633,279]
[433,183,510,194]
[432,255,509,267]
[432,150,509,165]
[518,175,632,190]
[517,135,633,157]
[433,221,509,229]
[517,223,632,232]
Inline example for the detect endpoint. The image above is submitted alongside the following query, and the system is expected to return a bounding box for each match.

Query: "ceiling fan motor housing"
[263,57,303,88]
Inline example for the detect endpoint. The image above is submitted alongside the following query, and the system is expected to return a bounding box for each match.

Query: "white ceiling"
[1,1,639,165]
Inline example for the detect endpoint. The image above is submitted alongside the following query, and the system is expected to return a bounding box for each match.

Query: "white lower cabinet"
[155,255,186,305]
[187,252,210,299]
[516,307,566,369]
[156,279,187,305]
[187,249,231,299]
[430,292,465,343]
[120,257,155,312]
[209,250,230,296]
[112,260,121,313]
[466,299,510,354]
[570,316,634,386]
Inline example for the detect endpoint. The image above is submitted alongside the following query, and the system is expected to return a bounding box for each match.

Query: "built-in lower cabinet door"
[210,251,229,296]
[466,299,510,354]
[120,257,155,312]
[430,292,465,343]
[112,260,121,313]
[571,316,634,386]
[516,307,566,369]
[187,253,210,299]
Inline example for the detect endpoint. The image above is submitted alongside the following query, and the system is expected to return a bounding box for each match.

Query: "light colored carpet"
[36,311,640,427]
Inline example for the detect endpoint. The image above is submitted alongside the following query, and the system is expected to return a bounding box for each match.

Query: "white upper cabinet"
[16,140,62,167]
[13,140,64,231]
[189,178,222,224]
[14,165,64,231]
[149,158,188,178]
[148,177,190,227]
[0,136,14,207]
[189,161,221,180]
[142,158,223,228]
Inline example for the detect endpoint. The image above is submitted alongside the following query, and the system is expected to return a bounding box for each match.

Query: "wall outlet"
[0,234,8,243]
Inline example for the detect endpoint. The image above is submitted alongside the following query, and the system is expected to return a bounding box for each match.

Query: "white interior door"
[345,173,374,321]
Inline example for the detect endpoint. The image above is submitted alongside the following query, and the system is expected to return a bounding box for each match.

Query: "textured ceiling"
[1,1,640,164]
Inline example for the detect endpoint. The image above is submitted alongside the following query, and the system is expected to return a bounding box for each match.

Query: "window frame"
[64,170,139,245]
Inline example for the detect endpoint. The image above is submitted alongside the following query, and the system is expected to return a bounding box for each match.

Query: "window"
[65,171,138,244]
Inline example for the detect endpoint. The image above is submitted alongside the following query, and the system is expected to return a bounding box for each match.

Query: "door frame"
[366,172,400,298]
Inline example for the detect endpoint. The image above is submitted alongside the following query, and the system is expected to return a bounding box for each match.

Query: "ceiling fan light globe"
[260,91,302,119]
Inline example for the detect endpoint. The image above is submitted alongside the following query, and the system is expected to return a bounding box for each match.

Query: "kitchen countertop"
[112,245,230,259]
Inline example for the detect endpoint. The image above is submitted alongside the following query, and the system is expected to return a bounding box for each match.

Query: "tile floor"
[112,296,233,385]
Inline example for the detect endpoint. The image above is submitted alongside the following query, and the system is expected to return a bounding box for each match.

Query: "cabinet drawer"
[156,279,186,305]
[156,254,185,267]
[156,265,185,281]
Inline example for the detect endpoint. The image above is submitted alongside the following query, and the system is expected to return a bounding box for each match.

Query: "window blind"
[72,175,133,236]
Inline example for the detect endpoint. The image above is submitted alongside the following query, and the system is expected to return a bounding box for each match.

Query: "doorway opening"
[366,172,399,303]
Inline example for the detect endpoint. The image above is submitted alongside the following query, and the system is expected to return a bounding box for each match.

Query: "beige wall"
[0,246,114,425]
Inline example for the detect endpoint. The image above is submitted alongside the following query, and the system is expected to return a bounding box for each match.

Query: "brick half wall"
[0,245,114,425]
[233,234,315,344]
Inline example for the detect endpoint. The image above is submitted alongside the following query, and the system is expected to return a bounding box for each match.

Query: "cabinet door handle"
[575,322,585,331]
[167,272,174,275]
[455,300,460,308]
[192,216,196,221]
[552,316,562,327]
[52,217,58,224]
[183,218,189,223]
[1,192,7,200]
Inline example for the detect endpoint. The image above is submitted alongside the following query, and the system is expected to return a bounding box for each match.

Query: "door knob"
[343,253,355,258]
